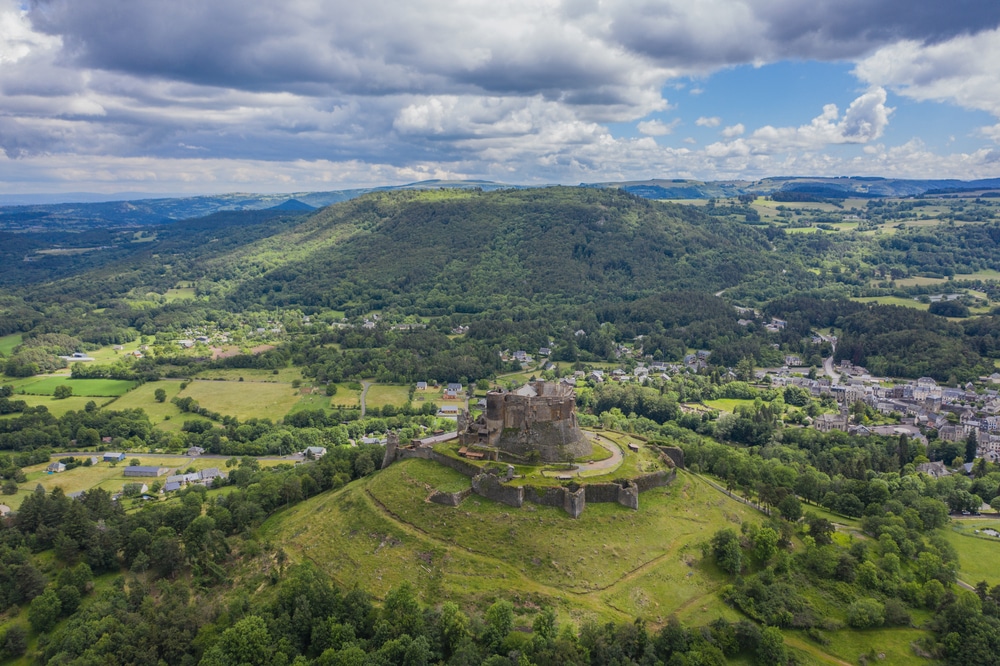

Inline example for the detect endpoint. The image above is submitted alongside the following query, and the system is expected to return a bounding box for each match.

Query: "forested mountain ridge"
[223,187,788,314]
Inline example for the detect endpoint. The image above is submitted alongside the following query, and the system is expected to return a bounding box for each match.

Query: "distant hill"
[593,176,1000,200]
[5,176,1000,232]
[268,199,316,212]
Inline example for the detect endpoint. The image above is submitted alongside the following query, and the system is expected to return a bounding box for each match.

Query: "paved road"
[539,434,623,477]
[820,334,840,385]
[52,451,299,462]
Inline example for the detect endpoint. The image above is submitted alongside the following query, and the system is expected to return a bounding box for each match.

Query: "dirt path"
[360,381,372,417]
[783,635,854,666]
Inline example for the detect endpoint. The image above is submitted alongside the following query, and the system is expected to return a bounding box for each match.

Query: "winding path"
[540,433,623,477]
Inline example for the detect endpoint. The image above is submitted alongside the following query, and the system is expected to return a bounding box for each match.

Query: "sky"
[1,0,1000,197]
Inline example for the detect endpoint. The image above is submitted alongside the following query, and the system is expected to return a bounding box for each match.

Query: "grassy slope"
[945,520,1000,586]
[265,461,756,623]
[262,459,939,661]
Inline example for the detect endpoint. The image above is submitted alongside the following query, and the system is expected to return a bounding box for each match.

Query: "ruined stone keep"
[471,381,589,462]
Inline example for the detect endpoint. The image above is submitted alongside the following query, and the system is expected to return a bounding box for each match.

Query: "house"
[938,425,964,442]
[199,468,222,483]
[103,452,126,463]
[187,446,206,456]
[437,405,461,417]
[815,413,849,433]
[101,437,113,444]
[123,466,171,477]
[447,382,463,392]
[89,456,99,466]
[588,370,605,383]
[163,481,182,493]
[302,446,327,459]
[47,461,66,473]
[416,381,428,390]
[167,473,200,485]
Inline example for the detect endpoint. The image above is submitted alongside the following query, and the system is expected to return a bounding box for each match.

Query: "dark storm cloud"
[610,0,1000,66]
[29,0,1000,98]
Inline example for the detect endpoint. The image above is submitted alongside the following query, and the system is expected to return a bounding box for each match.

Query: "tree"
[1,479,16,495]
[53,384,73,399]
[756,626,786,666]
[806,514,835,546]
[154,388,167,403]
[2,624,27,658]
[777,495,802,522]
[202,615,276,666]
[27,588,62,632]
[847,598,885,628]
[710,528,742,575]
[991,496,1000,515]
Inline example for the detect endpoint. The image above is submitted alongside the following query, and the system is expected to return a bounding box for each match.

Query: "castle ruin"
[462,381,589,463]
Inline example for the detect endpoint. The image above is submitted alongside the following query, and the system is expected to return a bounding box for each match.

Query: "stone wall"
[584,483,622,504]
[428,488,473,506]
[633,469,675,492]
[428,451,483,478]
[472,473,524,507]
[524,485,570,508]
[659,446,685,469]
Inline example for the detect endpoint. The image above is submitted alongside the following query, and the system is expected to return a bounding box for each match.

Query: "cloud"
[0,0,998,191]
[637,118,680,135]
[706,88,892,156]
[721,123,744,137]
[854,26,1000,127]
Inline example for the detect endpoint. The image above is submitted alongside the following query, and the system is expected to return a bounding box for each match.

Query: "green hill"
[261,457,754,626]
[228,187,783,313]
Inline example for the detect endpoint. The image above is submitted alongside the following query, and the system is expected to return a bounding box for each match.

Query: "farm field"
[0,332,22,356]
[164,286,197,302]
[2,376,137,396]
[1,394,114,418]
[329,382,362,408]
[193,367,304,382]
[179,379,301,421]
[851,296,929,310]
[703,398,760,413]
[288,392,336,415]
[105,380,204,432]
[364,384,411,408]
[944,520,1000,587]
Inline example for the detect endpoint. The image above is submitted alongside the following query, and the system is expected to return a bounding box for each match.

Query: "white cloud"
[714,88,892,155]
[855,27,1000,117]
[637,118,679,135]
[0,0,997,190]
[721,123,744,137]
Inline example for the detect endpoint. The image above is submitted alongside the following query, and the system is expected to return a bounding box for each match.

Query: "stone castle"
[462,381,589,462]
